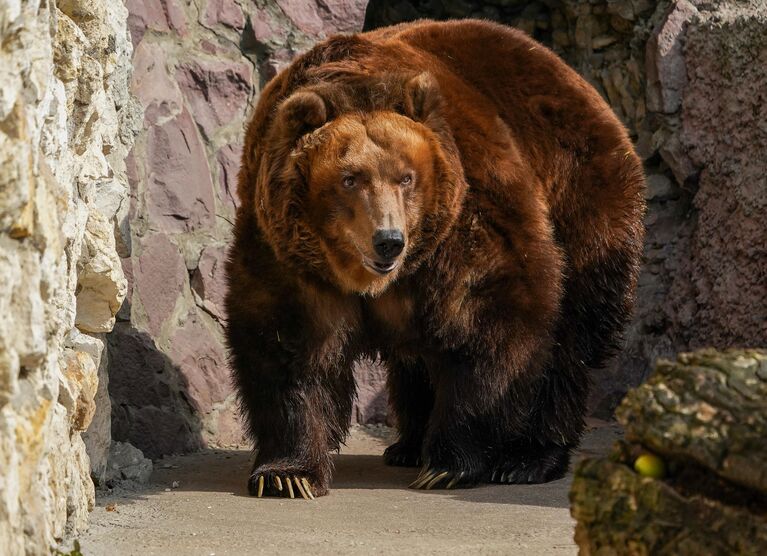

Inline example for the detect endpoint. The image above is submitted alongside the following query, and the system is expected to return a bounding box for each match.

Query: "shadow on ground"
[77,424,621,555]
[106,422,621,508]
[145,451,573,509]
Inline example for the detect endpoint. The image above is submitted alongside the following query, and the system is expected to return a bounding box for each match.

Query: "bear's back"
[239,19,644,265]
[366,20,638,201]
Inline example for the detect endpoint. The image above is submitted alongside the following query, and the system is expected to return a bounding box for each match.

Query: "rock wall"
[0,0,139,552]
[664,1,767,352]
[111,0,370,459]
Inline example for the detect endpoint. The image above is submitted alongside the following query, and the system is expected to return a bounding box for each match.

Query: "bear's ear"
[403,72,442,124]
[275,91,328,139]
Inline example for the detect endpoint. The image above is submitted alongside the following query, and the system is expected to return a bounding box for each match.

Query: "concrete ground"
[77,422,620,555]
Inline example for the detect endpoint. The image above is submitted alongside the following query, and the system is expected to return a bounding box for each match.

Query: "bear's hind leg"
[383,357,433,468]
[489,241,642,485]
[488,359,588,484]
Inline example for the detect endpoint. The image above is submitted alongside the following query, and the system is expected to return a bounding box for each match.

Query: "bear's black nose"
[373,229,405,260]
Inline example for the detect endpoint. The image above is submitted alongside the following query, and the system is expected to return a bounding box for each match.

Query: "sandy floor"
[76,422,620,555]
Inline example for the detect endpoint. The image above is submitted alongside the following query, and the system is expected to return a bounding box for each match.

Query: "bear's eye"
[342,176,356,189]
[400,174,413,186]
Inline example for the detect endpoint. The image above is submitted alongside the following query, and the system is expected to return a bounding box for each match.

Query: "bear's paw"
[248,464,326,500]
[383,441,422,468]
[488,443,571,484]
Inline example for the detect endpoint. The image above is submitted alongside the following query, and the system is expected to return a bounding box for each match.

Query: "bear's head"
[254,73,466,296]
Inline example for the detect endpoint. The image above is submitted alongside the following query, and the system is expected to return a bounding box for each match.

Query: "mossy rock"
[617,348,767,495]
[570,349,767,555]
[571,458,767,555]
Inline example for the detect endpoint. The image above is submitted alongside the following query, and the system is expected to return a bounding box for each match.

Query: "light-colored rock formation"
[0,0,139,552]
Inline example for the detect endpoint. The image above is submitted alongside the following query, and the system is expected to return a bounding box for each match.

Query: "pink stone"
[199,39,219,55]
[250,8,281,45]
[275,0,325,37]
[126,0,168,46]
[353,358,389,425]
[312,0,369,35]
[167,312,231,415]
[145,106,215,232]
[130,41,183,126]
[211,405,247,447]
[200,0,245,30]
[175,59,252,139]
[164,0,188,35]
[275,0,367,38]
[133,234,187,336]
[216,143,242,213]
[191,244,229,322]
[125,0,188,46]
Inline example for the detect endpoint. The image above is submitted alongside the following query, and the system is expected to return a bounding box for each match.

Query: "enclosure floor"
[76,422,620,555]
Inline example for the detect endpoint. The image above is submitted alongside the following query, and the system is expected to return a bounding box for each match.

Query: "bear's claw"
[409,468,466,490]
[249,472,315,500]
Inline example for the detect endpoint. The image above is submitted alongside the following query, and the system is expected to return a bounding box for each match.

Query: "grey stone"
[645,0,698,114]
[644,173,677,201]
[106,441,153,485]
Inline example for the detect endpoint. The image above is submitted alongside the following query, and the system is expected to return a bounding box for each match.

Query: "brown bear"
[225,19,645,499]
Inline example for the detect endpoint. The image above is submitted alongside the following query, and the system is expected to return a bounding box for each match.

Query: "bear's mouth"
[361,254,399,275]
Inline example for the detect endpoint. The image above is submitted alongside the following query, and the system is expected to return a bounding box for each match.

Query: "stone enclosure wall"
[1,0,765,551]
[0,0,139,552]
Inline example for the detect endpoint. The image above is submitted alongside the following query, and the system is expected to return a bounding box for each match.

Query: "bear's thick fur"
[225,19,645,498]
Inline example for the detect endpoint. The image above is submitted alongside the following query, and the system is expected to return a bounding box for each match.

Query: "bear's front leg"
[246,376,352,499]
[228,313,356,500]
[411,211,565,490]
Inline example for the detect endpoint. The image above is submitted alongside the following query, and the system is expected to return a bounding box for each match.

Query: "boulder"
[106,441,153,485]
